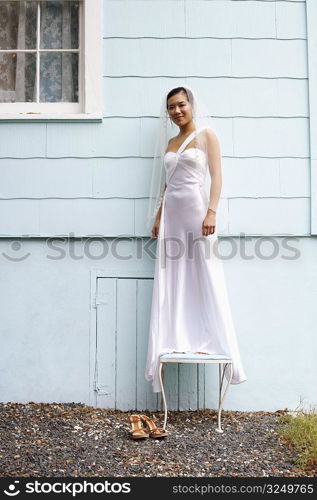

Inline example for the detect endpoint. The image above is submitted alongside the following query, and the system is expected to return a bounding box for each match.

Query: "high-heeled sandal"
[128,414,149,440]
[140,415,168,438]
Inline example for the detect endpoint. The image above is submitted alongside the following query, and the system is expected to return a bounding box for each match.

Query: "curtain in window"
[0,1,78,103]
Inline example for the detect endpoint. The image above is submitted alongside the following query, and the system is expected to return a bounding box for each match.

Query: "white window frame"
[0,0,102,121]
[306,0,317,234]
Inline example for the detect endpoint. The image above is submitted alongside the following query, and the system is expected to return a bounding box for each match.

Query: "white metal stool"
[159,353,233,433]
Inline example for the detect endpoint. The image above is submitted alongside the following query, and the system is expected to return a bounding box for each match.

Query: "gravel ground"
[0,403,314,478]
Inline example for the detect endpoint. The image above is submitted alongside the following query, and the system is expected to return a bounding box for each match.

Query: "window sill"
[0,113,103,122]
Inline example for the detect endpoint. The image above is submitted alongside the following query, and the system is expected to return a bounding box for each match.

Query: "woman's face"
[167,92,193,126]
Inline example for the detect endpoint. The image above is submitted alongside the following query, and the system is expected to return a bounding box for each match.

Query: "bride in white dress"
[145,84,247,393]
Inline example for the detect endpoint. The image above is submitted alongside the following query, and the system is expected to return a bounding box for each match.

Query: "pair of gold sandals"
[128,414,168,440]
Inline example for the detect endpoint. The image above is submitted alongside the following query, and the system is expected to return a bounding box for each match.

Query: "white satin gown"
[145,130,247,393]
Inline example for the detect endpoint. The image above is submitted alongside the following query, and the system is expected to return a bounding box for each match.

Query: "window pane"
[0,52,36,102]
[40,52,78,102]
[0,0,80,104]
[40,1,79,50]
[0,1,37,50]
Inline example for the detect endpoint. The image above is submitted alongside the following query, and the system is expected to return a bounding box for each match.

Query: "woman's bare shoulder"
[203,127,218,142]
[168,136,178,145]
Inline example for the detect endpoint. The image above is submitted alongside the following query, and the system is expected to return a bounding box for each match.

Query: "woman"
[145,84,247,393]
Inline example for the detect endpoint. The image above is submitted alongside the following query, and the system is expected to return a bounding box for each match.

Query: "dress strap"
[176,131,196,155]
[176,126,209,155]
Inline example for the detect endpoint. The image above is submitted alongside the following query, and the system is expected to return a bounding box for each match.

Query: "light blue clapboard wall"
[0,0,315,412]
[0,0,310,237]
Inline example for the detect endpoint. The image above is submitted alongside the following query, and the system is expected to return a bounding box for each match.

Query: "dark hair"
[166,87,189,109]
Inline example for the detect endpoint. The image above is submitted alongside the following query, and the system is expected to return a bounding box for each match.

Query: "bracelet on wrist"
[208,208,216,214]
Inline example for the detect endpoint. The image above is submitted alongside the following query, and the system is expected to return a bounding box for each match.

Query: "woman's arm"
[205,128,222,213]
[155,137,172,221]
[202,129,222,236]
[155,184,167,221]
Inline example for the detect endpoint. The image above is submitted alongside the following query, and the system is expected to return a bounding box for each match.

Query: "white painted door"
[93,277,218,411]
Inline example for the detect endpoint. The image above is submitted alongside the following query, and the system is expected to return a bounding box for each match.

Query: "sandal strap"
[150,428,167,437]
[131,430,148,436]
[129,415,143,431]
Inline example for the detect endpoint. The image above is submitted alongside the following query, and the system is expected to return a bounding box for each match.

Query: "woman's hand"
[151,217,161,239]
[202,212,216,236]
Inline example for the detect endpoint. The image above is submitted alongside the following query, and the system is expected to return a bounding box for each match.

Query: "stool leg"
[216,363,233,434]
[159,362,168,430]
[159,363,166,411]
[216,363,224,433]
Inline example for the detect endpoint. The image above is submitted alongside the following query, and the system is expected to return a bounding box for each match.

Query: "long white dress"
[145,130,247,393]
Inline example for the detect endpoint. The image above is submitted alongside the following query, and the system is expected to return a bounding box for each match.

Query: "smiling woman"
[145,84,247,394]
[166,96,190,125]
